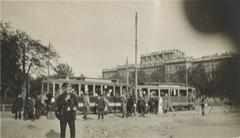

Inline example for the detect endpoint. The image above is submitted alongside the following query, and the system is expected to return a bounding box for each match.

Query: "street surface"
[1,106,240,138]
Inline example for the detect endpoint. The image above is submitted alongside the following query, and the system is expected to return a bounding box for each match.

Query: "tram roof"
[144,82,194,88]
[42,78,129,86]
[137,84,194,89]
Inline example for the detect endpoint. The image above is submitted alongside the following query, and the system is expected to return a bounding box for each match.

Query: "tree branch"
[26,62,33,76]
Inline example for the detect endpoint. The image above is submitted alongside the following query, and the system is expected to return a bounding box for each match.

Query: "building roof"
[103,64,140,72]
[140,49,185,57]
[42,78,129,86]
[193,53,235,63]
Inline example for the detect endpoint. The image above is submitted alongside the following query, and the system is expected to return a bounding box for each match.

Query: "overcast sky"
[2,0,237,77]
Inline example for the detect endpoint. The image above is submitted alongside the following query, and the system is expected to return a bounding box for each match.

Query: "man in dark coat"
[200,95,206,116]
[24,96,34,120]
[154,97,159,114]
[127,95,134,117]
[12,94,23,120]
[55,83,78,138]
[139,94,146,117]
[34,95,43,119]
[148,96,155,113]
[96,94,105,120]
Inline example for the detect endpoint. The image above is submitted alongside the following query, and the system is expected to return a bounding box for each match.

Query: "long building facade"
[102,49,236,83]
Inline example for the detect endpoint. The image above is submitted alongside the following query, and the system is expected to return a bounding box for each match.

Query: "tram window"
[106,89,112,96]
[71,85,78,95]
[179,90,187,96]
[150,89,159,96]
[88,90,93,96]
[55,84,59,91]
[110,91,114,96]
[115,87,120,97]
[87,85,94,96]
[141,88,148,96]
[43,83,47,93]
[160,89,168,96]
[95,86,101,96]
[55,84,60,96]
[49,84,53,93]
[96,91,101,96]
[170,89,178,97]
[81,85,85,92]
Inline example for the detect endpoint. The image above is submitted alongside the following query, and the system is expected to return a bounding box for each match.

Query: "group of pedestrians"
[82,91,109,120]
[12,92,54,121]
[120,90,170,118]
[12,94,43,120]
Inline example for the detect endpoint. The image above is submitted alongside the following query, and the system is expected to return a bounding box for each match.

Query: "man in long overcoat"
[55,83,78,138]
[12,94,23,120]
[96,94,105,120]
[82,91,90,120]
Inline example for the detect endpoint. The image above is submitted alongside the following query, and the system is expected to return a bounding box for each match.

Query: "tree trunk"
[21,45,27,99]
[21,81,26,99]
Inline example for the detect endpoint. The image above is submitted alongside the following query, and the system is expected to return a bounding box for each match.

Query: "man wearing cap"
[82,91,90,120]
[12,94,23,120]
[139,93,146,117]
[96,94,105,120]
[55,83,78,138]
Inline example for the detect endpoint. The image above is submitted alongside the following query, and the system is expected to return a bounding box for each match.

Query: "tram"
[41,78,130,113]
[136,84,196,108]
[41,78,196,112]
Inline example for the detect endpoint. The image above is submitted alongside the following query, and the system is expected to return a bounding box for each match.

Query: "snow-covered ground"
[1,106,240,138]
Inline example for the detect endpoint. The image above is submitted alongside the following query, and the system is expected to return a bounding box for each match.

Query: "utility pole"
[48,42,50,79]
[185,61,188,86]
[126,57,129,93]
[134,12,138,112]
[47,42,50,94]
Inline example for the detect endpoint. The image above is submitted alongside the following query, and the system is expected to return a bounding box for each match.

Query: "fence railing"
[0,104,12,112]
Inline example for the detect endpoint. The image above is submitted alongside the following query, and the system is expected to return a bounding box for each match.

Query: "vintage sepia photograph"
[1,0,240,138]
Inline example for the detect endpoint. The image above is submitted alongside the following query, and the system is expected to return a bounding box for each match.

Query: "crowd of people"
[11,87,181,122]
[12,91,56,121]
[119,90,171,118]
[11,82,205,138]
